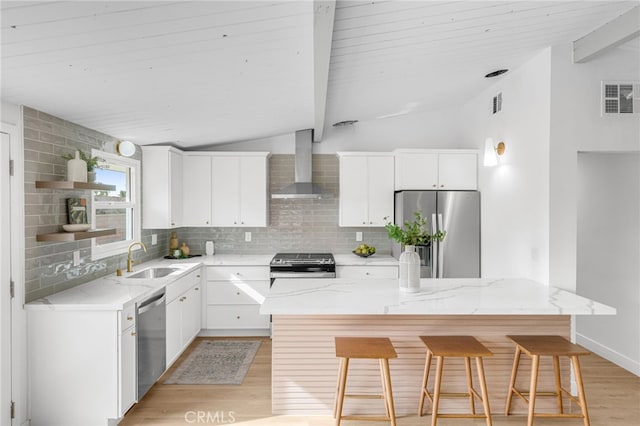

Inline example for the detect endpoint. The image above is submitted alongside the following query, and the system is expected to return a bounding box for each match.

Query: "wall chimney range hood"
[271,129,330,199]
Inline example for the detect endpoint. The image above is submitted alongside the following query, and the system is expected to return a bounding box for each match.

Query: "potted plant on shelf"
[62,150,102,182]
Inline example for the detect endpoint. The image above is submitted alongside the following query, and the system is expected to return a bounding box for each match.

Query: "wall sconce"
[116,140,136,157]
[483,138,506,167]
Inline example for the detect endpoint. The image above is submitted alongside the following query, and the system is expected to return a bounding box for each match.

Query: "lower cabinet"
[336,265,399,279]
[204,266,270,330]
[27,306,137,425]
[166,268,202,367]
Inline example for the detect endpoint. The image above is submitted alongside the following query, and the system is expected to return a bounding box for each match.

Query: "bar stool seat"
[418,336,493,426]
[505,335,592,426]
[334,337,397,426]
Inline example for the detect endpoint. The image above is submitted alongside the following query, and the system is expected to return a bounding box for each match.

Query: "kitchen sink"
[127,267,179,279]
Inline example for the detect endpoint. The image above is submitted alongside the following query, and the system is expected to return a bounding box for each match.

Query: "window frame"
[90,149,141,261]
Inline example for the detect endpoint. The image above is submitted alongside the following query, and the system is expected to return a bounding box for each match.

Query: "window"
[91,149,141,260]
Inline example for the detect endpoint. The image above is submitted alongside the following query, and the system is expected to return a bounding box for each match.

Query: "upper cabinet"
[211,153,269,227]
[337,153,394,227]
[394,150,478,190]
[182,154,213,226]
[141,146,183,229]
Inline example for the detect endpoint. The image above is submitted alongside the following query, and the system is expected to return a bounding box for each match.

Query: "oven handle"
[270,272,337,279]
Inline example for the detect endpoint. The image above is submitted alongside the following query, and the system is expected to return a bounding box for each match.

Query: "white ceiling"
[1,1,637,149]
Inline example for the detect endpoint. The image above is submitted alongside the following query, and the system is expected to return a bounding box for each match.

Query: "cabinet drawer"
[166,268,202,302]
[336,266,398,279]
[206,266,269,281]
[120,303,136,333]
[207,281,269,305]
[205,305,270,329]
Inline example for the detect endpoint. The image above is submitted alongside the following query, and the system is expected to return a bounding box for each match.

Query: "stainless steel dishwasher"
[137,289,166,399]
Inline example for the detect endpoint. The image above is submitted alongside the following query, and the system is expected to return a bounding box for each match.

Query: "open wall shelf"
[36,228,116,242]
[35,181,116,191]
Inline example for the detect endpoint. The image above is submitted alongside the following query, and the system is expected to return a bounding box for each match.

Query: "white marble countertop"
[260,277,616,316]
[333,254,398,266]
[25,253,398,311]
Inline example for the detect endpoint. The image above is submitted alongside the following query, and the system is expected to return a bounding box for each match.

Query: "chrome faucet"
[127,241,148,272]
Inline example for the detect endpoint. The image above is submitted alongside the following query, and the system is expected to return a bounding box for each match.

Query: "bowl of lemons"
[353,243,376,257]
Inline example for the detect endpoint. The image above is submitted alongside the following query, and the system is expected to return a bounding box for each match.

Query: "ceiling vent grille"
[602,81,639,115]
[492,92,502,114]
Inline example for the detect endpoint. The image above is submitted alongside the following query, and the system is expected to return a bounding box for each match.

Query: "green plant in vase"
[384,211,445,247]
[62,149,102,182]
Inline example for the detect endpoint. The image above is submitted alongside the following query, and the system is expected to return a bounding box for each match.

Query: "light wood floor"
[121,336,639,426]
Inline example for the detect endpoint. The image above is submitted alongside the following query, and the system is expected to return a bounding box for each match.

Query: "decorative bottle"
[181,242,190,257]
[399,245,420,292]
[66,150,87,182]
[169,232,179,255]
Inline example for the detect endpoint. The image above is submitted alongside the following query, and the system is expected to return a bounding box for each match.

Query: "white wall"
[549,43,640,292]
[576,153,639,375]
[461,49,552,283]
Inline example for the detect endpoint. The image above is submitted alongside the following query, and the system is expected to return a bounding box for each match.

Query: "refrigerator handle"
[431,214,438,278]
[437,213,444,278]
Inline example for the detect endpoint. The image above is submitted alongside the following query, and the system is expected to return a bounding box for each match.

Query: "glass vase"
[399,245,420,292]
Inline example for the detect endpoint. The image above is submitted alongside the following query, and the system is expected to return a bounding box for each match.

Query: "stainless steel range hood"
[271,129,330,199]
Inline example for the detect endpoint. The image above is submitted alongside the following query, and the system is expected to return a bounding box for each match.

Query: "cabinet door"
[212,156,241,226]
[166,298,182,367]
[239,156,268,227]
[181,285,201,347]
[119,326,137,415]
[367,156,394,226]
[395,153,438,190]
[182,155,212,226]
[169,151,183,227]
[339,156,368,226]
[438,153,477,190]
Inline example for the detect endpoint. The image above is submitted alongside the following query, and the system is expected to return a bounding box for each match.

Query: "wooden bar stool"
[505,335,591,426]
[418,336,493,426]
[333,337,397,426]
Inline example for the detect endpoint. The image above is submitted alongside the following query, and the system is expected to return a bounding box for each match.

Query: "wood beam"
[313,1,335,141]
[573,6,640,63]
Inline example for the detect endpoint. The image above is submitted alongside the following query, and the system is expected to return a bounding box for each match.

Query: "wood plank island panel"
[271,314,572,416]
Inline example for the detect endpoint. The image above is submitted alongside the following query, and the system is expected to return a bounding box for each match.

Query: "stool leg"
[419,350,433,416]
[571,355,590,426]
[553,355,563,414]
[505,345,522,416]
[431,356,444,426]
[381,358,397,426]
[475,356,492,426]
[464,356,476,414]
[333,357,345,418]
[379,359,390,419]
[335,357,349,426]
[527,354,540,426]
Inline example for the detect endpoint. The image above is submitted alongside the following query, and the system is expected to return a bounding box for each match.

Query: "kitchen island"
[260,278,615,416]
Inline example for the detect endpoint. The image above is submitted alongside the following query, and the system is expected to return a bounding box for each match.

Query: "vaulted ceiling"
[1,1,637,148]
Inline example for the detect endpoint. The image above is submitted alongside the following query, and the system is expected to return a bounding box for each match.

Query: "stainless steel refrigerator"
[392,191,480,278]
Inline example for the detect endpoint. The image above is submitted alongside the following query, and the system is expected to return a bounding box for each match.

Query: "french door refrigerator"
[392,191,480,278]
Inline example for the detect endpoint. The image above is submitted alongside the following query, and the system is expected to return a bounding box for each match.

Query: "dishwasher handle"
[137,291,166,315]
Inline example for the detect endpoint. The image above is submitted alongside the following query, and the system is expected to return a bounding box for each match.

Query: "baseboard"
[576,333,640,376]
[198,329,270,337]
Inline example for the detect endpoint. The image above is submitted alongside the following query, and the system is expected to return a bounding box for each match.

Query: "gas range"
[270,253,336,279]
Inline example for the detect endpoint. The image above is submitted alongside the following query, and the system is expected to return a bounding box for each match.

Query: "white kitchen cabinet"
[141,146,183,228]
[182,154,213,226]
[27,305,137,425]
[204,266,270,331]
[211,153,270,227]
[166,269,202,367]
[338,153,394,227]
[394,150,478,190]
[336,265,399,279]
